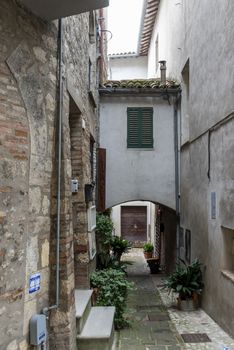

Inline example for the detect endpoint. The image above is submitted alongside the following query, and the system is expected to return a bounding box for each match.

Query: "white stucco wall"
[149,0,234,336]
[100,95,176,210]
[179,0,234,336]
[111,201,155,242]
[108,56,148,80]
[147,0,183,80]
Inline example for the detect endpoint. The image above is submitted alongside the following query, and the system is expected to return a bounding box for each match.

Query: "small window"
[127,107,153,148]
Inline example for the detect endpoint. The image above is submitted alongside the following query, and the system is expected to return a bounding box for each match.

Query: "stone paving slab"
[114,249,234,350]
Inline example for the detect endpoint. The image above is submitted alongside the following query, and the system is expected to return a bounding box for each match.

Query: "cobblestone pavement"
[114,249,234,350]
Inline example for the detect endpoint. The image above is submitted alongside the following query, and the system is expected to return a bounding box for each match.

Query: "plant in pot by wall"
[110,236,132,262]
[164,259,204,311]
[143,242,154,259]
[147,257,160,274]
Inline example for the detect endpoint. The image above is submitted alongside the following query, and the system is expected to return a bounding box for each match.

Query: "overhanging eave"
[99,87,181,97]
[20,0,109,20]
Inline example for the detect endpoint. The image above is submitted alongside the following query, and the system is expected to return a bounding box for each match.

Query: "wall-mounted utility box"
[71,179,79,193]
[30,314,47,345]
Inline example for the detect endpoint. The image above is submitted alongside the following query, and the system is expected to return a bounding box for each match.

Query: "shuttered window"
[127,107,153,148]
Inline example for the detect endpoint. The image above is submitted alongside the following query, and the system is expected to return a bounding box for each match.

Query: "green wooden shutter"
[127,107,153,148]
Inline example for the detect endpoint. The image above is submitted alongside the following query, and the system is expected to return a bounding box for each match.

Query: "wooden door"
[121,206,147,243]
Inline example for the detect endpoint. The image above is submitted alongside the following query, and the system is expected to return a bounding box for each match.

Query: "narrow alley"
[114,249,234,350]
[1,0,234,349]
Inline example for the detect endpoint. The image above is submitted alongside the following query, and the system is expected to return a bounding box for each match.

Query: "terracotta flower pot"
[144,251,153,259]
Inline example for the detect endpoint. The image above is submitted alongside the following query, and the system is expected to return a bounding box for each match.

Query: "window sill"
[221,269,234,284]
[127,148,155,151]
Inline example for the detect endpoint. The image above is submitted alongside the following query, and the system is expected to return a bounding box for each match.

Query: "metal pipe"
[43,17,63,314]
[159,60,167,84]
[174,95,181,259]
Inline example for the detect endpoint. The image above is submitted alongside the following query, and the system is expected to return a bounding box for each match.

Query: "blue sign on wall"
[29,273,41,294]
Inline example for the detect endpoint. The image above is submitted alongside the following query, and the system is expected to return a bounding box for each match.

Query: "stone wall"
[0,1,98,349]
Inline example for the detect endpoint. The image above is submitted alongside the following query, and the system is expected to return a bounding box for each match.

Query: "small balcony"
[21,0,109,20]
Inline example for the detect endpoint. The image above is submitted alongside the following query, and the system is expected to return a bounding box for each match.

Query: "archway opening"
[106,200,177,274]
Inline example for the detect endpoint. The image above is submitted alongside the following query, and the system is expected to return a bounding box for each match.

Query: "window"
[127,107,153,148]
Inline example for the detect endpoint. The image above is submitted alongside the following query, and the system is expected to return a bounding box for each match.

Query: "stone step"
[77,306,115,350]
[75,289,93,334]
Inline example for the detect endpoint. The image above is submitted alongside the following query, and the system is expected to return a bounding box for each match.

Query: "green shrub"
[111,236,132,261]
[143,242,154,252]
[96,213,114,246]
[90,268,134,329]
[96,214,114,269]
[164,259,204,299]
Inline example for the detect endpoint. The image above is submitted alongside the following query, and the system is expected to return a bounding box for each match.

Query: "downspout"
[43,18,64,314]
[174,94,181,260]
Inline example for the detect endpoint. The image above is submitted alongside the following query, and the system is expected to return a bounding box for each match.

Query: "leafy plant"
[143,242,154,252]
[90,268,134,329]
[164,259,204,299]
[97,253,132,272]
[96,214,114,269]
[111,236,132,261]
[96,213,114,246]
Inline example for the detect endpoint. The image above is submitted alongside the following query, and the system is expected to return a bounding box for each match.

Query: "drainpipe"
[174,94,181,260]
[43,17,64,314]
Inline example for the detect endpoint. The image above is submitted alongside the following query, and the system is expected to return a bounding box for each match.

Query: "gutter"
[43,17,64,314]
[174,94,181,260]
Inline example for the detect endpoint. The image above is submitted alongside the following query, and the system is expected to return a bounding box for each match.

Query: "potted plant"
[143,242,154,259]
[110,236,132,261]
[164,259,203,311]
[147,257,160,274]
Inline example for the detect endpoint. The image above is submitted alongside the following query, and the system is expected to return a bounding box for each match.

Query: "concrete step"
[77,306,115,350]
[75,289,93,334]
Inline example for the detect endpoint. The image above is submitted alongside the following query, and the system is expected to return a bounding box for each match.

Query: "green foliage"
[143,242,154,252]
[96,213,114,246]
[90,269,134,329]
[164,259,204,299]
[111,236,132,261]
[96,214,114,269]
[97,253,132,272]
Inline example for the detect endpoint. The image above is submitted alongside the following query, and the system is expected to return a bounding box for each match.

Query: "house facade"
[146,0,234,336]
[0,0,108,349]
[99,77,180,272]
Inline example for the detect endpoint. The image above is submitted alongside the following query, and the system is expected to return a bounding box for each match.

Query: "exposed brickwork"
[0,1,98,349]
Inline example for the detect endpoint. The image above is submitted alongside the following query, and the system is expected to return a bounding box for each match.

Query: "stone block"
[19,339,28,350]
[41,239,49,268]
[23,298,37,336]
[29,187,41,214]
[6,340,18,350]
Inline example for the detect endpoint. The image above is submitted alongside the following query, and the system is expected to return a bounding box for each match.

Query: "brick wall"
[0,1,98,349]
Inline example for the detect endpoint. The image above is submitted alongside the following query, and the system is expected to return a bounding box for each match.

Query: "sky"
[107,0,144,55]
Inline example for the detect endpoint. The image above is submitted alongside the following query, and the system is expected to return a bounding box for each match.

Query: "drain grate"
[181,333,211,343]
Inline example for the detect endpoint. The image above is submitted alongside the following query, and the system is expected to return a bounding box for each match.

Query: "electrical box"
[71,179,79,193]
[30,314,47,345]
